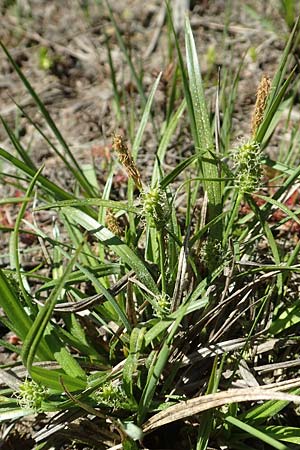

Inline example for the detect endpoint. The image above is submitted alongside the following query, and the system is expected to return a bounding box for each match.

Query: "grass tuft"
[0,4,300,449]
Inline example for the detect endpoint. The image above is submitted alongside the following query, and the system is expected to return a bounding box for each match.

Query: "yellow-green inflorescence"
[233,139,262,193]
[16,379,48,412]
[92,382,127,408]
[141,185,170,229]
[154,292,171,318]
[200,237,223,273]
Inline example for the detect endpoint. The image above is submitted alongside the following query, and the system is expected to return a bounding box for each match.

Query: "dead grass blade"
[142,388,300,433]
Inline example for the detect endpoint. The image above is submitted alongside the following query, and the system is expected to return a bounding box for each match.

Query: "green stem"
[223,192,243,247]
[158,229,166,294]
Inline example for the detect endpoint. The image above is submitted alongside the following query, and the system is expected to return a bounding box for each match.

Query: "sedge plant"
[0,6,300,450]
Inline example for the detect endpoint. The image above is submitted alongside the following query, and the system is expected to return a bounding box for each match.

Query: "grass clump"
[0,5,300,450]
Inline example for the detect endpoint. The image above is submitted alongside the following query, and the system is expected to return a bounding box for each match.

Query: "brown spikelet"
[106,209,123,237]
[112,134,142,190]
[251,75,271,137]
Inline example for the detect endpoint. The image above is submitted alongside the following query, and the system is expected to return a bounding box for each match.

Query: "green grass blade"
[185,17,214,156]
[10,166,43,310]
[30,366,86,392]
[11,100,97,195]
[185,16,222,238]
[265,16,299,108]
[98,164,115,267]
[143,297,208,346]
[0,197,31,205]
[138,342,170,425]
[225,416,291,450]
[261,425,300,444]
[220,60,244,153]
[197,357,223,450]
[0,115,36,170]
[247,195,283,293]
[160,154,199,189]
[62,207,159,295]
[105,34,122,123]
[132,73,161,161]
[98,163,115,223]
[0,269,33,340]
[126,74,161,238]
[55,323,103,361]
[138,304,188,423]
[22,242,86,378]
[252,193,300,226]
[151,100,186,187]
[166,2,197,149]
[0,147,98,219]
[36,263,120,292]
[123,327,146,400]
[239,388,300,424]
[256,69,295,144]
[105,0,146,107]
[0,147,72,200]
[58,246,131,331]
[0,41,95,197]
[269,300,300,334]
[255,18,299,143]
[0,408,33,422]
